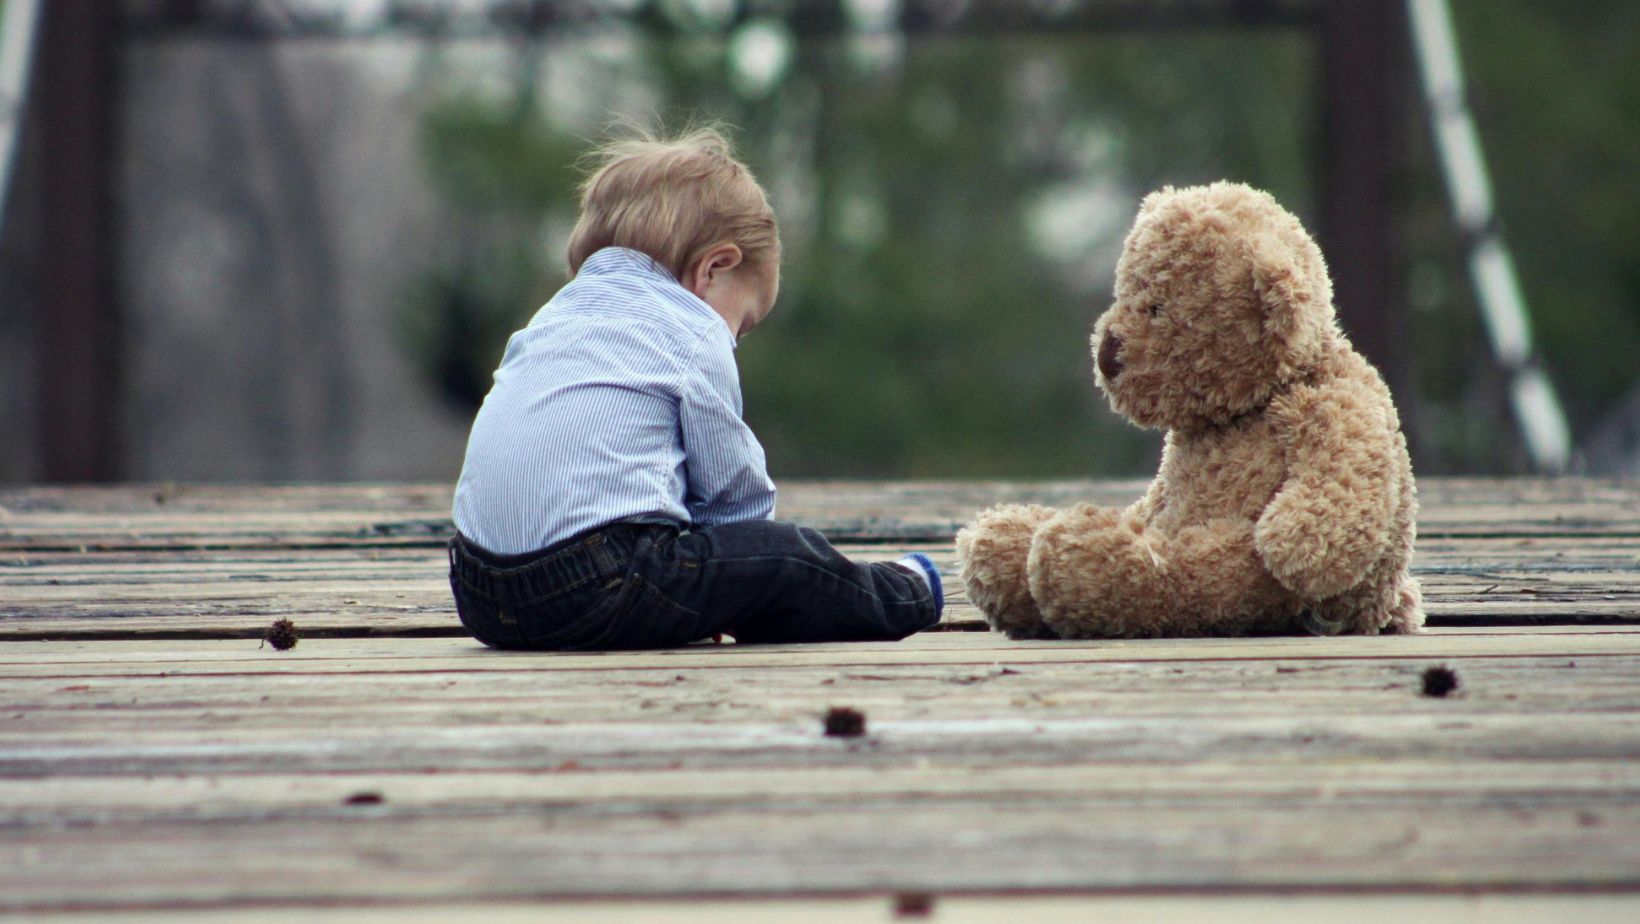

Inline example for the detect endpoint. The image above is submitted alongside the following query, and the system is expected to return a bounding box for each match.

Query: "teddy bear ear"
[1243,231,1311,344]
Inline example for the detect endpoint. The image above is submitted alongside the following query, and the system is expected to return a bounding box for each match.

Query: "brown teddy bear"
[957,182,1423,638]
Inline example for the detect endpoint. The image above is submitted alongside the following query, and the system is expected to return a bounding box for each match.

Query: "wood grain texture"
[23,895,1640,924]
[2,481,1639,916]
[19,899,1640,924]
[3,478,1637,551]
[3,627,1640,910]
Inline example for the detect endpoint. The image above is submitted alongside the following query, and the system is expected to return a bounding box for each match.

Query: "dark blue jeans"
[448,520,939,650]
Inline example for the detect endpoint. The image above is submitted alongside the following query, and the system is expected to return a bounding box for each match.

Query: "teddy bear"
[957,182,1423,638]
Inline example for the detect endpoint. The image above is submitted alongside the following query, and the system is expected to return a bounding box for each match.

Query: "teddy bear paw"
[956,504,1059,639]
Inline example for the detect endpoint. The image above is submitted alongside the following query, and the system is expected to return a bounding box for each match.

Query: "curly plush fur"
[957,182,1423,638]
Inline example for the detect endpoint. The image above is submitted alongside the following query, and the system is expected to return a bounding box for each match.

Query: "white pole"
[0,0,42,245]
[1406,0,1572,472]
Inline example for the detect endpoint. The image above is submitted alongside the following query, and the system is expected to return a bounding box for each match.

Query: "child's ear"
[703,244,743,279]
[687,244,743,296]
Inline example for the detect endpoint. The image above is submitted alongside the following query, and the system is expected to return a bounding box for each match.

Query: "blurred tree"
[402,1,1639,476]
[402,96,583,411]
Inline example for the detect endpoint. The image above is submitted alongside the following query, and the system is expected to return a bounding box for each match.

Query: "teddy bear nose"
[1097,331,1124,380]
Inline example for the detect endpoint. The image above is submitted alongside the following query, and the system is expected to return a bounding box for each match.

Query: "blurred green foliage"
[406,1,1639,476]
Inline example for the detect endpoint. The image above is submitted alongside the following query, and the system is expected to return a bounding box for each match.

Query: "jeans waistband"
[448,522,663,602]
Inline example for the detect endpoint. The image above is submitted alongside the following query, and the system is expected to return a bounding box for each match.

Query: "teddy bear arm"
[1256,389,1399,601]
[1125,476,1166,524]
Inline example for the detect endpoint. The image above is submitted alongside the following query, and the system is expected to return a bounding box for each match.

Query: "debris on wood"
[893,891,934,918]
[263,618,299,651]
[343,791,383,805]
[824,706,866,737]
[1421,665,1459,697]
[950,664,1022,685]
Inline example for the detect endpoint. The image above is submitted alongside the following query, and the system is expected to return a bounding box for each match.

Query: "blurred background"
[1,0,1636,484]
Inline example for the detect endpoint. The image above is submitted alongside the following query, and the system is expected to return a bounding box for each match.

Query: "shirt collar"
[574,247,740,347]
[577,246,676,282]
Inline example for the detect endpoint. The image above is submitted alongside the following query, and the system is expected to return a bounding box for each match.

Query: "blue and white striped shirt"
[452,247,776,555]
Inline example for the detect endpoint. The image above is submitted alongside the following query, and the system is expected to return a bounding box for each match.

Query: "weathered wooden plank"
[6,759,1639,821]
[3,640,1634,738]
[8,558,1634,600]
[7,594,1638,640]
[3,781,1640,905]
[3,479,1637,553]
[8,533,1634,571]
[5,622,1632,655]
[3,645,1638,778]
[22,895,1640,924]
[4,536,1637,639]
[4,800,1638,907]
[6,674,1639,772]
[4,649,1634,730]
[3,629,1640,678]
[7,552,1634,600]
[8,710,1640,776]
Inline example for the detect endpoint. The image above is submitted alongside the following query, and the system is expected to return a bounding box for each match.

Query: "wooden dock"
[3,478,1638,920]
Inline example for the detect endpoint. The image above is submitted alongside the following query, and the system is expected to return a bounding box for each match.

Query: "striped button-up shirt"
[452,247,776,555]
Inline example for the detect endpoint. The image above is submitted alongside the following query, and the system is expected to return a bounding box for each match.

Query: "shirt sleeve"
[678,331,777,526]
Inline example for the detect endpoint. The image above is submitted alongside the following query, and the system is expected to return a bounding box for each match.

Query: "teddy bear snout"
[1097,330,1125,381]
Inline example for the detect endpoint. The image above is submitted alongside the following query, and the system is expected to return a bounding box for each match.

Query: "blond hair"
[565,124,780,280]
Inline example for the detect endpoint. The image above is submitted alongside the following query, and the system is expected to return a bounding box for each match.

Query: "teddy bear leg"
[1032,514,1296,638]
[1025,504,1168,638]
[956,504,1059,639]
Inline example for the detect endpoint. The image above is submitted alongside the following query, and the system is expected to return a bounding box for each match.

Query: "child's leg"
[637,519,940,645]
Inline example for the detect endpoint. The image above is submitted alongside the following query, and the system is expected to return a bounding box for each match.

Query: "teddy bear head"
[1091,182,1338,431]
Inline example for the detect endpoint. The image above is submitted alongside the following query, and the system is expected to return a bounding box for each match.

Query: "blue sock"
[895,552,944,615]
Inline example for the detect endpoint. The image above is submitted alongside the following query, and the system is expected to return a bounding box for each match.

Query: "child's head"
[566,125,781,283]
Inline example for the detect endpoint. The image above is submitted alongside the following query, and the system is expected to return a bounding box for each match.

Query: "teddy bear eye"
[1149,303,1164,318]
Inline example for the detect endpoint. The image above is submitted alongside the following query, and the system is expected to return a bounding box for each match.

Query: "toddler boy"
[449,127,942,650]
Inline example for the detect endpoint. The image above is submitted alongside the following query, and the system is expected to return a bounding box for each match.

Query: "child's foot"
[895,552,944,615]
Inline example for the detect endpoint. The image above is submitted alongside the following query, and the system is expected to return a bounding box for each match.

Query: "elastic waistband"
[448,522,665,602]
